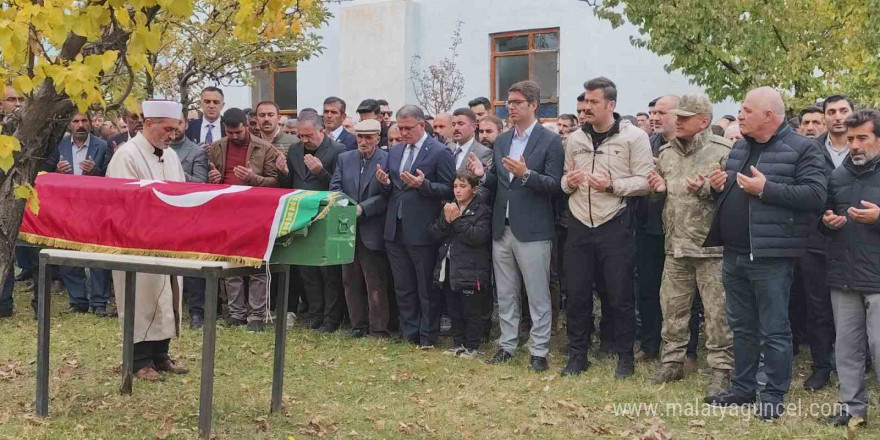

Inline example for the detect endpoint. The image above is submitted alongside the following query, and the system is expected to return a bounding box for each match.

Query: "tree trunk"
[0,83,76,291]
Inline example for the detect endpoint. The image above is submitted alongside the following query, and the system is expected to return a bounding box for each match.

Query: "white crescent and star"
[126,179,252,208]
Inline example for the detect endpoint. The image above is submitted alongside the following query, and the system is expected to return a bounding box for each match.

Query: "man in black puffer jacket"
[702,87,827,420]
[821,109,880,428]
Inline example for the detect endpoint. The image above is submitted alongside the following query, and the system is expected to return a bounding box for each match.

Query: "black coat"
[704,123,827,258]
[823,156,880,293]
[428,195,493,291]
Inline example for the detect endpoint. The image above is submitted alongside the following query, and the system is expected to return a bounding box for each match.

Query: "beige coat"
[106,133,186,343]
[561,119,654,227]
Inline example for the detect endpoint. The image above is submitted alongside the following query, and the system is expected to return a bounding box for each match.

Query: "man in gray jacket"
[172,114,209,183]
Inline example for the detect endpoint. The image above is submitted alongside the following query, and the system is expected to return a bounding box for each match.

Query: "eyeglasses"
[380,111,392,116]
[397,124,421,132]
[506,99,528,107]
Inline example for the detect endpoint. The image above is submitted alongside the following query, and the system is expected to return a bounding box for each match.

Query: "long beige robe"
[106,133,186,343]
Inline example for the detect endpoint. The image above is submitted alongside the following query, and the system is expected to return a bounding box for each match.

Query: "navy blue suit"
[44,135,111,176]
[185,118,225,144]
[44,135,113,311]
[381,135,455,345]
[334,128,358,151]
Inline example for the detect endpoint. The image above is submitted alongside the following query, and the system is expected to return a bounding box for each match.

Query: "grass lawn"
[0,282,876,440]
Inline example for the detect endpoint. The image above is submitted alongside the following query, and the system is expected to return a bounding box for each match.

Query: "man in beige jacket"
[559,77,654,379]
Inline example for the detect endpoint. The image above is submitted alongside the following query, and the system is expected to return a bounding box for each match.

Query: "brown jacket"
[205,136,280,187]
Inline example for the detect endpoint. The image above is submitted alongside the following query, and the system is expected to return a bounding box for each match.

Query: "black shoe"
[561,355,589,377]
[755,401,784,421]
[247,320,266,333]
[310,318,323,330]
[67,306,88,314]
[486,349,513,365]
[15,269,33,282]
[317,323,338,333]
[826,411,866,427]
[529,356,548,373]
[350,328,367,338]
[615,356,635,379]
[0,309,13,319]
[703,391,757,406]
[189,315,204,330]
[804,369,831,391]
[92,307,109,317]
[225,317,247,327]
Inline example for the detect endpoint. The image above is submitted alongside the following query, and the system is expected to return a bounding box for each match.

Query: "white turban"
[142,100,182,119]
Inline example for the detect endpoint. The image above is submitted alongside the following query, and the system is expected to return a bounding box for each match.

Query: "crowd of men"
[2,75,880,427]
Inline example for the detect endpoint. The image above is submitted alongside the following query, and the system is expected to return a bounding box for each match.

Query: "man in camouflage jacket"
[645,94,734,397]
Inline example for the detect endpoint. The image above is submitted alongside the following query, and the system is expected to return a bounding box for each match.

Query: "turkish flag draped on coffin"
[19,173,320,266]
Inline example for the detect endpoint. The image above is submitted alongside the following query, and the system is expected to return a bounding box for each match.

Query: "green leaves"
[593,0,875,108]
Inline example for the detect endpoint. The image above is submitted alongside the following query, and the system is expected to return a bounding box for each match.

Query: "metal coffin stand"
[34,250,291,439]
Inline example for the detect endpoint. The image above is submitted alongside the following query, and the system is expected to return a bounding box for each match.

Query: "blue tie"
[398,145,415,218]
[205,123,214,144]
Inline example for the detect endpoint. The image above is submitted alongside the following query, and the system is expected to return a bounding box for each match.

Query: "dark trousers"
[687,294,704,358]
[565,216,636,357]
[443,277,484,350]
[14,245,39,273]
[635,231,664,354]
[299,265,344,327]
[133,339,171,372]
[723,250,794,403]
[342,236,390,336]
[58,266,111,310]
[385,236,439,345]
[0,267,14,314]
[790,251,834,372]
[183,277,205,318]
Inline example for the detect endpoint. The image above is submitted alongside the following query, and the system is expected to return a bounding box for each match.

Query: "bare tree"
[409,21,465,116]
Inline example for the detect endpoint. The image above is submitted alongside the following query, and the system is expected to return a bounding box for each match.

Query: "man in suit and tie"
[375,105,455,347]
[467,80,564,372]
[185,86,226,145]
[323,96,357,151]
[329,119,390,338]
[277,112,346,332]
[449,108,492,171]
[43,112,114,316]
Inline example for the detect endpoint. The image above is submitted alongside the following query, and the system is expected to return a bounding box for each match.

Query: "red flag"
[20,174,300,266]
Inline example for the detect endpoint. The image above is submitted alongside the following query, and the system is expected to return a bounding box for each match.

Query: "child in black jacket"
[428,171,493,357]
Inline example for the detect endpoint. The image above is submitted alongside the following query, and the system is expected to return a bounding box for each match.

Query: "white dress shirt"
[453,138,474,169]
[331,125,345,142]
[71,135,90,175]
[825,136,849,169]
[200,118,222,144]
[399,132,429,173]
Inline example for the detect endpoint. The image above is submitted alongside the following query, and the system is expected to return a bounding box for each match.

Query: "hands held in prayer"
[502,155,528,178]
[233,165,255,184]
[443,202,461,223]
[467,152,484,178]
[79,156,95,175]
[708,163,728,192]
[848,200,880,225]
[304,154,323,175]
[823,210,847,230]
[400,169,425,188]
[565,161,586,190]
[275,154,289,174]
[57,159,72,174]
[208,163,221,184]
[375,164,390,186]
[587,170,611,192]
[736,166,766,196]
[647,170,666,193]
[685,174,707,194]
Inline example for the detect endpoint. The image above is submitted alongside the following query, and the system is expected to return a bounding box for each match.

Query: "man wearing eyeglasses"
[375,105,455,348]
[108,105,145,151]
[466,80,564,373]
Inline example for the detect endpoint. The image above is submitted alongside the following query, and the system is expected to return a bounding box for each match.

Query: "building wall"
[224,0,740,119]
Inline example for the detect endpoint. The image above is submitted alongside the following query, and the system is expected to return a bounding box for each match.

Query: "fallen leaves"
[155,416,175,439]
[0,360,27,380]
[620,417,674,440]
[297,414,336,438]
